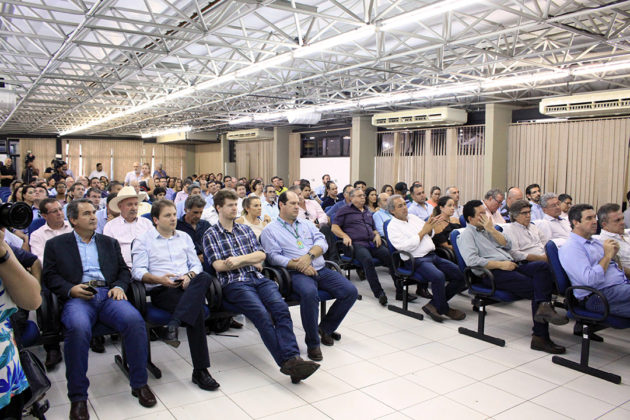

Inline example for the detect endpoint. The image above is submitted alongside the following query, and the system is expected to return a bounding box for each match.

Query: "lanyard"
[281,220,305,249]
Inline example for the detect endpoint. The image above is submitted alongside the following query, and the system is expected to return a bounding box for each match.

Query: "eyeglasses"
[519,210,531,215]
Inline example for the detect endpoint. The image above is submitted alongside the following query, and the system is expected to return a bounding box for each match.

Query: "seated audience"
[96,193,120,234]
[261,184,280,221]
[501,200,548,262]
[561,204,630,318]
[381,184,394,195]
[445,186,463,218]
[558,193,572,219]
[408,184,434,220]
[534,192,571,246]
[427,186,441,208]
[526,183,544,220]
[153,186,166,200]
[500,187,524,222]
[394,182,409,202]
[272,176,288,195]
[261,191,357,361]
[43,199,155,419]
[235,196,270,239]
[457,200,568,354]
[177,195,211,261]
[482,188,506,225]
[176,183,202,218]
[373,193,392,237]
[30,198,73,262]
[296,183,328,226]
[353,180,367,191]
[315,174,330,198]
[235,183,248,214]
[203,189,320,382]
[124,162,141,186]
[21,185,40,220]
[387,195,466,322]
[430,195,461,250]
[173,179,193,204]
[86,187,102,210]
[63,183,86,217]
[325,184,352,220]
[132,199,219,391]
[594,203,630,277]
[365,187,379,213]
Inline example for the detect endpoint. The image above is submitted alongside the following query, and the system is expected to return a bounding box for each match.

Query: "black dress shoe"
[318,327,334,346]
[378,293,388,306]
[395,292,417,302]
[356,268,367,280]
[90,336,105,353]
[531,335,566,354]
[45,348,62,371]
[416,286,433,299]
[160,324,180,348]
[331,331,342,341]
[131,385,157,408]
[192,369,220,391]
[307,346,323,361]
[69,400,89,420]
[280,356,320,384]
[230,318,244,329]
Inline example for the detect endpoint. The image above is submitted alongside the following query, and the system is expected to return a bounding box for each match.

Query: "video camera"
[0,202,33,230]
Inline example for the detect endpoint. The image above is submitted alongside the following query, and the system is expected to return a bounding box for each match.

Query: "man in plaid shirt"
[203,189,319,383]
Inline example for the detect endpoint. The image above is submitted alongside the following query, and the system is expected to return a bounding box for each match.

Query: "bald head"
[506,187,524,207]
[377,193,389,209]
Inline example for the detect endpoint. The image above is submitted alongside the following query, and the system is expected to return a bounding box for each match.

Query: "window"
[300,130,350,157]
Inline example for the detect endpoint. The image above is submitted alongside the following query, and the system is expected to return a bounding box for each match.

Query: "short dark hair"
[214,188,238,210]
[410,183,424,195]
[39,197,60,214]
[251,179,262,191]
[68,183,83,194]
[325,180,336,191]
[342,184,353,195]
[525,183,541,196]
[106,192,117,205]
[568,203,594,228]
[86,187,101,197]
[151,199,176,221]
[264,184,275,193]
[558,193,572,202]
[67,198,94,225]
[394,182,408,193]
[508,199,532,221]
[299,179,310,190]
[107,181,122,192]
[463,199,483,223]
[153,187,166,197]
[271,176,280,182]
[597,203,621,226]
[322,174,330,180]
[353,180,366,188]
[185,194,206,210]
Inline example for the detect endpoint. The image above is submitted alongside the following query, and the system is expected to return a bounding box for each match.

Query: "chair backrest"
[450,229,467,272]
[383,219,397,254]
[459,214,467,227]
[545,240,571,295]
[142,213,152,220]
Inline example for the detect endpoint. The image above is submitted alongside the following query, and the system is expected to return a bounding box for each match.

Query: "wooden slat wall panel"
[18,138,57,179]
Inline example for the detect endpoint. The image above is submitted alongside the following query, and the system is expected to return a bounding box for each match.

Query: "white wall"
[300,157,350,191]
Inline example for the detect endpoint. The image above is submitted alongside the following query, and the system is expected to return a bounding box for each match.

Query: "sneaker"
[534,302,569,325]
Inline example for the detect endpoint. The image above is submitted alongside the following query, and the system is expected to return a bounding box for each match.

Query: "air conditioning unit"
[539,89,630,118]
[226,128,273,141]
[371,107,467,129]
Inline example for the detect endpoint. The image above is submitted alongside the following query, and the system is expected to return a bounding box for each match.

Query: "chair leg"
[114,335,130,379]
[320,301,327,323]
[552,323,621,384]
[458,301,505,347]
[388,281,424,321]
[145,326,162,379]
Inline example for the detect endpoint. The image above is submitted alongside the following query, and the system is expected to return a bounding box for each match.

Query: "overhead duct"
[371,107,467,129]
[286,109,322,125]
[156,131,218,144]
[539,89,630,118]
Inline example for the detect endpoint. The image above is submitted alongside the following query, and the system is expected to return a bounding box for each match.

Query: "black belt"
[83,280,108,288]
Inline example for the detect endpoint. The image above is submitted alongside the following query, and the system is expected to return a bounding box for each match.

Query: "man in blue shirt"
[560,204,630,318]
[203,189,320,383]
[325,184,352,221]
[261,184,280,221]
[261,191,357,362]
[407,184,434,220]
[373,192,392,236]
[526,184,544,221]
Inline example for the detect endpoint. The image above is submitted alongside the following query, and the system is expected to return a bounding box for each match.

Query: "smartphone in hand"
[84,285,98,295]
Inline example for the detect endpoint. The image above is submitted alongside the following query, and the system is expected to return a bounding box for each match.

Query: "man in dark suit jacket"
[43,199,156,420]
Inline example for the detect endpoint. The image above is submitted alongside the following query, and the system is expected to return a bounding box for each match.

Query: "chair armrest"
[325,260,342,273]
[262,266,291,298]
[464,266,496,296]
[127,281,147,317]
[566,285,609,322]
[36,289,62,345]
[392,250,414,277]
[435,247,456,263]
[336,240,355,260]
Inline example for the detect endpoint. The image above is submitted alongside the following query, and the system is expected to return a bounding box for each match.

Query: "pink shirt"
[29,221,74,262]
[298,199,328,225]
[484,203,506,226]
[103,216,153,267]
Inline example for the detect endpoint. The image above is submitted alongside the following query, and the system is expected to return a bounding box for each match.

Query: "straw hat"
[109,186,148,212]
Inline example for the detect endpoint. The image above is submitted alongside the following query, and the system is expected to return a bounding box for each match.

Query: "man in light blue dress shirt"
[373,192,392,236]
[261,191,357,362]
[407,184,434,220]
[261,184,279,221]
[526,184,544,221]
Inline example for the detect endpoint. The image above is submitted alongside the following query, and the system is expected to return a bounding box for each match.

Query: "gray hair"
[66,198,95,227]
[348,188,364,198]
[187,182,200,193]
[445,186,458,195]
[508,199,532,221]
[540,192,558,208]
[287,185,301,194]
[185,194,206,210]
[386,194,404,213]
[597,203,621,226]
[484,188,504,201]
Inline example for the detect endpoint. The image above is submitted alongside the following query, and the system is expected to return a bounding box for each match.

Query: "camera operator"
[51,159,69,183]
[21,152,39,185]
[0,157,16,189]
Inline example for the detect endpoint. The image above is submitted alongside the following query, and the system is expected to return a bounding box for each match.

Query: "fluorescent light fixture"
[293,25,374,59]
[572,60,630,75]
[141,126,191,138]
[380,0,479,32]
[481,71,569,89]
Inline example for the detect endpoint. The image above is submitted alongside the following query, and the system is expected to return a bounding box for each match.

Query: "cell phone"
[172,278,184,285]
[84,285,97,295]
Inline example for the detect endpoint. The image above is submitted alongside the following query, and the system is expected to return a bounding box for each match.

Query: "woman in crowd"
[427,186,441,207]
[99,175,109,190]
[430,195,461,250]
[365,187,379,213]
[47,177,56,194]
[9,180,24,202]
[250,179,264,199]
[174,178,183,194]
[321,181,339,210]
[381,184,394,195]
[55,182,67,206]
[235,196,270,239]
[138,163,154,195]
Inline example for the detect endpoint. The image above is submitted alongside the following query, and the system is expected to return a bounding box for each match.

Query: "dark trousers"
[290,267,358,349]
[410,253,466,314]
[149,272,211,369]
[489,261,553,337]
[353,243,399,297]
[0,388,26,419]
[61,287,148,402]
[223,274,299,366]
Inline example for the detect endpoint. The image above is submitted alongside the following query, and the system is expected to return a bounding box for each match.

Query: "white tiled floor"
[27,270,630,419]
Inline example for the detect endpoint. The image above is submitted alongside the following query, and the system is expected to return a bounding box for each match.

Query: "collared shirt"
[73,231,106,283]
[333,203,375,246]
[315,185,325,198]
[95,208,108,234]
[262,200,279,221]
[176,200,186,219]
[559,232,628,299]
[387,214,435,260]
[131,228,202,289]
[30,221,73,261]
[499,203,510,223]
[203,222,263,286]
[501,222,546,262]
[261,218,328,271]
[166,188,176,201]
[321,195,338,211]
[124,170,140,185]
[373,209,392,237]
[534,213,571,246]
[624,208,630,229]
[453,204,464,219]
[205,193,214,208]
[325,199,348,220]
[173,191,188,204]
[88,170,108,179]
[103,215,153,267]
[176,216,210,256]
[457,224,513,274]
[153,169,167,178]
[483,203,506,225]
[201,206,219,225]
[407,201,434,221]
[530,202,544,221]
[298,200,328,225]
[594,229,630,270]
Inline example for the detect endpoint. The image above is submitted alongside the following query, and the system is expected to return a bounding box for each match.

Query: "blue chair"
[459,214,467,227]
[451,229,521,346]
[546,241,630,384]
[383,219,425,320]
[27,217,46,237]
[142,213,152,220]
[335,236,384,281]
[0,187,11,202]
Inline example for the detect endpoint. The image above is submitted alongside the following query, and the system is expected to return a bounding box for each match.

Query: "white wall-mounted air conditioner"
[226,128,274,141]
[371,107,467,129]
[539,89,630,118]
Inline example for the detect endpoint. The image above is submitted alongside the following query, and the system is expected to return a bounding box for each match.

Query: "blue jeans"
[290,267,358,349]
[586,283,630,318]
[61,287,148,402]
[409,253,466,314]
[223,274,300,366]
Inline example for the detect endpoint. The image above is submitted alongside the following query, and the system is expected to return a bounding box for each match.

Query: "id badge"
[296,239,305,249]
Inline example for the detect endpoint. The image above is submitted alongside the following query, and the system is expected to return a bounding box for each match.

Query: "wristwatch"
[307,251,315,260]
[0,249,10,264]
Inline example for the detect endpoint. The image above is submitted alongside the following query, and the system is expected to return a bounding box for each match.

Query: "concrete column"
[484,104,514,191]
[220,133,234,176]
[273,126,291,181]
[350,115,377,184]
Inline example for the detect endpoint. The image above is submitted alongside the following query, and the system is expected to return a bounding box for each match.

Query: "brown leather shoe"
[307,346,323,361]
[446,308,466,321]
[280,356,320,383]
[45,348,62,371]
[530,335,566,354]
[69,400,89,420]
[132,384,157,408]
[534,302,569,325]
[422,303,445,323]
[318,327,334,346]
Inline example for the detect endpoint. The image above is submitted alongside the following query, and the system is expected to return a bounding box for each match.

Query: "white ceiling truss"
[1,0,630,136]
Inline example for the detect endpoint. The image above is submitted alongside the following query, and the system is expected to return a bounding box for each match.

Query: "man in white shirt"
[446,186,463,219]
[594,203,630,277]
[30,198,73,261]
[501,200,548,262]
[534,192,571,246]
[482,188,506,225]
[387,194,466,322]
[261,184,279,221]
[103,186,153,266]
[88,163,107,180]
[407,184,434,220]
[124,162,141,185]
